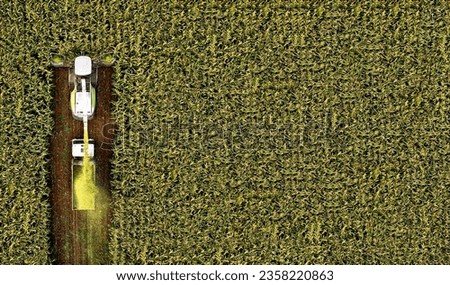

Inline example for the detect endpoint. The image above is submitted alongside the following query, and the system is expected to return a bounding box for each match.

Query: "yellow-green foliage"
[1,0,450,264]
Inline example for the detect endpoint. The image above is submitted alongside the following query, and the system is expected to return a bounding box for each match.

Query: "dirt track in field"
[50,66,114,264]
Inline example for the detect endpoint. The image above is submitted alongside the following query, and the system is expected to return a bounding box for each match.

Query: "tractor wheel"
[68,69,75,90]
[91,67,98,86]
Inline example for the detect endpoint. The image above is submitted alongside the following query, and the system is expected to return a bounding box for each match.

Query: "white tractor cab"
[70,56,97,122]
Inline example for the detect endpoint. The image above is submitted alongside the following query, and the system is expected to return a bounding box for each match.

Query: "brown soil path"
[50,66,114,264]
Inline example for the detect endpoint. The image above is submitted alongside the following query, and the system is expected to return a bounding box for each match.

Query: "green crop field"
[1,0,449,264]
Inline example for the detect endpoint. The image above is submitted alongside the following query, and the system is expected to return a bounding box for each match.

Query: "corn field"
[1,0,450,264]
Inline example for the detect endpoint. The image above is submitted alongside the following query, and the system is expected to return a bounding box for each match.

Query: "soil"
[50,66,114,264]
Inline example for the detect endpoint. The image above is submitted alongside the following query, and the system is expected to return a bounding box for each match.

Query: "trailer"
[71,139,96,210]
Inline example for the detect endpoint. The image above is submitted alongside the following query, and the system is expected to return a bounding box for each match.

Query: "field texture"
[1,1,450,264]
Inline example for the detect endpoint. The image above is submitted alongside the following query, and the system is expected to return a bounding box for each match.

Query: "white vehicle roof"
[72,139,95,158]
[74,56,92,76]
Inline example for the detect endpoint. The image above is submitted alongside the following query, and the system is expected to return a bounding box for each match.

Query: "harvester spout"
[83,116,88,134]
